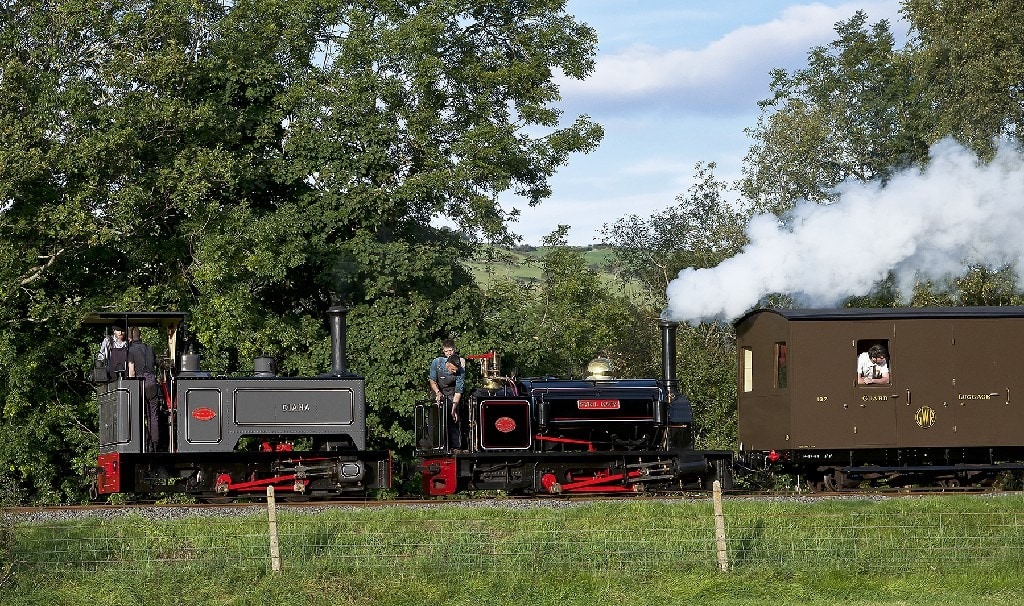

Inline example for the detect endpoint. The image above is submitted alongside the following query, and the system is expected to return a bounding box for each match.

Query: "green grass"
[463,245,619,287]
[464,244,649,300]
[5,495,1024,605]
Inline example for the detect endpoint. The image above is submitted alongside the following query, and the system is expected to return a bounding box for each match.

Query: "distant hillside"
[463,245,642,296]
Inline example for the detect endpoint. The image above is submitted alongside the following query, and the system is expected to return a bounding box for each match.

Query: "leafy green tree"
[602,162,748,304]
[476,227,651,380]
[740,11,928,216]
[738,5,1024,306]
[600,163,748,449]
[0,0,601,503]
[905,0,1024,158]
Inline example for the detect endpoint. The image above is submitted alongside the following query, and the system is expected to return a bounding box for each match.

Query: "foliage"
[678,322,737,450]
[478,226,652,379]
[600,164,745,448]
[0,0,601,503]
[905,0,1024,158]
[601,162,748,305]
[740,11,929,217]
[733,5,1024,307]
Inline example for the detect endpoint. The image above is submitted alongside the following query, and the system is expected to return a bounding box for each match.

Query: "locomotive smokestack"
[327,305,349,376]
[659,319,679,401]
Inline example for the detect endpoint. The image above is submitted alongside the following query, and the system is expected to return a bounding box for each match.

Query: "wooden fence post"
[713,479,729,572]
[268,486,281,573]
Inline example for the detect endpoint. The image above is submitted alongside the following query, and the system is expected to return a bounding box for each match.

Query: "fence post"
[267,486,281,573]
[713,479,729,572]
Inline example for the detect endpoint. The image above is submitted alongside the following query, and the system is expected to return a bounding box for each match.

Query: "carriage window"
[742,347,753,392]
[856,339,891,385]
[775,342,788,388]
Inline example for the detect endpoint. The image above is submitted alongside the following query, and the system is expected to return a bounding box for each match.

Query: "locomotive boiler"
[86,307,391,500]
[415,321,731,495]
[736,306,1024,490]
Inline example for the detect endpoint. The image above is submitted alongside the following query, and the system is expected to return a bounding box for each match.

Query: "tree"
[602,162,748,304]
[477,227,652,381]
[0,0,601,503]
[905,0,1024,158]
[739,11,928,216]
[738,5,1024,307]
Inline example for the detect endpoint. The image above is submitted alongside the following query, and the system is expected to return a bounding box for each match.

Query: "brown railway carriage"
[735,307,1024,488]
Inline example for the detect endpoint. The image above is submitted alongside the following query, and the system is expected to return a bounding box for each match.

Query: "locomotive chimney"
[327,305,350,377]
[659,319,679,402]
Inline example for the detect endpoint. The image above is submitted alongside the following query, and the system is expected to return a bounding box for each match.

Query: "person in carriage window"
[857,344,890,385]
[428,339,466,450]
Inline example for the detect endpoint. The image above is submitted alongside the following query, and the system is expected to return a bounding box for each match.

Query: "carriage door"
[891,320,956,446]
[844,325,897,447]
[949,319,1023,446]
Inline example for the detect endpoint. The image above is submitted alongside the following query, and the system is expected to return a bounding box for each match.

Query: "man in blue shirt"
[428,339,465,450]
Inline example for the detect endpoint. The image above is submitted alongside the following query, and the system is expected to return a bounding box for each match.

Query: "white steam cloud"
[665,139,1024,323]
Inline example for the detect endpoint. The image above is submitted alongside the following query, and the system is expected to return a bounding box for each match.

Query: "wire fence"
[6,496,1024,578]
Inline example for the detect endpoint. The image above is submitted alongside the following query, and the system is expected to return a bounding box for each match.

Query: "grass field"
[464,245,650,301]
[4,494,1024,605]
[464,245,620,287]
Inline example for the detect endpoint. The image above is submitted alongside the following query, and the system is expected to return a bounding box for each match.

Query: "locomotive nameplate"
[234,387,355,425]
[578,399,620,409]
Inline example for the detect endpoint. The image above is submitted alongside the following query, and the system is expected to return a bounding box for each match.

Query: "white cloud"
[560,1,905,114]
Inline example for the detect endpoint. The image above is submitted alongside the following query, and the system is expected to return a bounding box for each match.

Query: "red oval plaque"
[192,407,217,421]
[495,416,516,433]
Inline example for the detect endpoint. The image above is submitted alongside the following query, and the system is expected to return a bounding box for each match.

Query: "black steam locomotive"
[414,321,732,495]
[86,307,390,500]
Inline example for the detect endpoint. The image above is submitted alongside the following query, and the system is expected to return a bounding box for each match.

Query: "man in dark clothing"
[428,340,465,450]
[127,328,164,451]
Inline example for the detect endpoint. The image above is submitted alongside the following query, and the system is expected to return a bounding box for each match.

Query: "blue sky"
[508,0,906,245]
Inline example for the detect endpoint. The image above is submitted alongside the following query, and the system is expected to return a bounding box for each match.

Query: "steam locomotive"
[87,307,391,500]
[414,321,732,495]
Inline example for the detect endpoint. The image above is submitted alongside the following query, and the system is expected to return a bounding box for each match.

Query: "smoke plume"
[664,139,1024,323]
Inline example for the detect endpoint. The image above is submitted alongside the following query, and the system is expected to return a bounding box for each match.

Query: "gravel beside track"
[0,492,919,524]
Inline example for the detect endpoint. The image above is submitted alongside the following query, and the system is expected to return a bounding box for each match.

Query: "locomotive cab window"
[856,340,891,386]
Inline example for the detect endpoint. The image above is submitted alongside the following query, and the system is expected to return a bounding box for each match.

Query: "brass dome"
[585,357,614,380]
